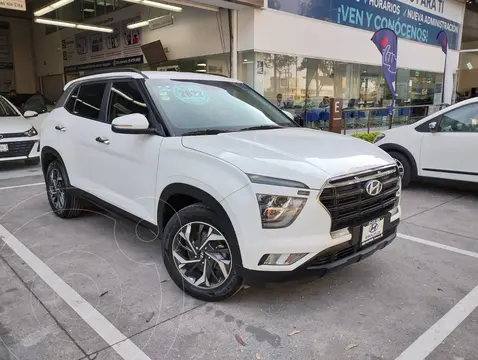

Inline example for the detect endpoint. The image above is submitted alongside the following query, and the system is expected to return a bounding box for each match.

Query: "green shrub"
[351,132,381,143]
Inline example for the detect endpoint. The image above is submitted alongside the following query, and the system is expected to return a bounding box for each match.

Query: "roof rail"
[80,68,149,79]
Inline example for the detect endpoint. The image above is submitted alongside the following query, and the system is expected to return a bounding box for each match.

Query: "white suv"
[374,97,478,187]
[40,70,401,301]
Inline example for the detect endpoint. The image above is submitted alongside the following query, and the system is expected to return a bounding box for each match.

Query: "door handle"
[95,136,110,145]
[55,125,66,132]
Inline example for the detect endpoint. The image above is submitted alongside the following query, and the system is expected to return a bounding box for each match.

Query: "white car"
[40,70,401,301]
[0,95,40,165]
[374,97,478,187]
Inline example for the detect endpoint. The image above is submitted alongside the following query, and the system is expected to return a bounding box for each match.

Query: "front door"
[420,103,478,182]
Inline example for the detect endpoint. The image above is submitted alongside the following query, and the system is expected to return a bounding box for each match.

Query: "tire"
[162,203,243,301]
[388,151,412,187]
[25,158,40,165]
[45,160,83,218]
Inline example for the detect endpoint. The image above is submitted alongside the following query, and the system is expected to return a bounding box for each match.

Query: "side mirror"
[111,113,151,134]
[24,110,38,118]
[429,121,438,132]
[282,110,295,121]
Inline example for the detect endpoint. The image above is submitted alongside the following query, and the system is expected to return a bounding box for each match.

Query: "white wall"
[142,7,230,60]
[34,26,64,77]
[0,16,36,93]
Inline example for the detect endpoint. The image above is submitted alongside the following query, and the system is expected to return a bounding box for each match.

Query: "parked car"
[374,97,478,187]
[0,95,40,165]
[40,70,401,301]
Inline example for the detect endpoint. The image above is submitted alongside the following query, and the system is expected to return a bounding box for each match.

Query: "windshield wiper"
[239,125,283,131]
[182,129,230,136]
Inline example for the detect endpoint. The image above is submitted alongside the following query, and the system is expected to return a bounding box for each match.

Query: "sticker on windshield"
[156,86,172,101]
[173,85,209,105]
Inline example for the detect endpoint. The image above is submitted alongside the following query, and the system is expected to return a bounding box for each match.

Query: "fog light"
[331,228,351,239]
[260,253,308,266]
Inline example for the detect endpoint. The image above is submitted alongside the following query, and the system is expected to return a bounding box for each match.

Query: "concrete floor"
[0,165,477,360]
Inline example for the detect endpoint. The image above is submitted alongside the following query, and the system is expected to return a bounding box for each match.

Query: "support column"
[231,9,238,79]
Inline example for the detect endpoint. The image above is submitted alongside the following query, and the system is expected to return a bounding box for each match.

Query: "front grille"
[320,166,400,232]
[0,131,25,139]
[308,227,396,267]
[0,141,35,158]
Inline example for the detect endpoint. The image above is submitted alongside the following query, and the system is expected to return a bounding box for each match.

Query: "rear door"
[61,81,109,194]
[420,103,478,182]
[87,79,162,223]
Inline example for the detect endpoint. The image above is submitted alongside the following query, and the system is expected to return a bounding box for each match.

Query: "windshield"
[145,79,297,135]
[0,96,19,117]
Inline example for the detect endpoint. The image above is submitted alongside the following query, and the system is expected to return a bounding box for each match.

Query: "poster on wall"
[0,0,25,11]
[0,22,14,92]
[62,13,144,73]
[268,0,461,50]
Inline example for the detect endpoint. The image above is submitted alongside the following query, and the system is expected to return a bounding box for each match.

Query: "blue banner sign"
[64,55,144,73]
[268,0,460,50]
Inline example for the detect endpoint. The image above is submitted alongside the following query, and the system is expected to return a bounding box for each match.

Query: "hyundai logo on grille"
[365,179,383,196]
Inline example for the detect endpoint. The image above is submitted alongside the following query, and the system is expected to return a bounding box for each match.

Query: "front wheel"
[389,151,412,187]
[162,204,243,301]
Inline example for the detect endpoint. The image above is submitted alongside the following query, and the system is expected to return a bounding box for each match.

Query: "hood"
[0,116,32,134]
[182,128,395,189]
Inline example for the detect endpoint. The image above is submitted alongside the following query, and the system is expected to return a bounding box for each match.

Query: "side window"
[107,81,148,123]
[74,82,107,120]
[65,86,79,113]
[415,118,436,133]
[439,104,478,133]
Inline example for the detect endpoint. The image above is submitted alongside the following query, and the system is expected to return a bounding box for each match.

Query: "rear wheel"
[162,204,243,301]
[46,160,83,218]
[388,151,412,187]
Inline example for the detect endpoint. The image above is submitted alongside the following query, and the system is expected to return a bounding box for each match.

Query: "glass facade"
[141,50,444,131]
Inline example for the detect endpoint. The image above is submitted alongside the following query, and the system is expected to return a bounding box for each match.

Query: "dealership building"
[0,0,472,112]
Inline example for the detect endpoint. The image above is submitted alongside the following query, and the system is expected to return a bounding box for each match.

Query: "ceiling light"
[34,18,77,28]
[83,8,95,12]
[197,63,206,66]
[153,0,218,11]
[127,20,150,29]
[34,18,113,33]
[77,24,113,32]
[34,0,74,16]
[196,69,206,72]
[121,0,182,12]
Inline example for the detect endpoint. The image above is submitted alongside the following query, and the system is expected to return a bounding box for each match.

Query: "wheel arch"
[379,143,418,178]
[158,183,242,266]
[41,146,64,176]
[158,183,233,233]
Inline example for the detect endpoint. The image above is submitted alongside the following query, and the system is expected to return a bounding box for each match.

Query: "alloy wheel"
[48,168,65,210]
[172,222,232,289]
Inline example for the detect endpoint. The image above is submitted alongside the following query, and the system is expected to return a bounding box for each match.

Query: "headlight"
[256,194,306,228]
[23,127,38,137]
[373,133,385,143]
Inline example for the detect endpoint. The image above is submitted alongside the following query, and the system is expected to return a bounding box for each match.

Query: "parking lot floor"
[0,173,477,360]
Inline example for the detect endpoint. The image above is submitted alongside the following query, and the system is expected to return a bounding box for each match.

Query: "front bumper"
[0,138,40,162]
[238,219,398,284]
